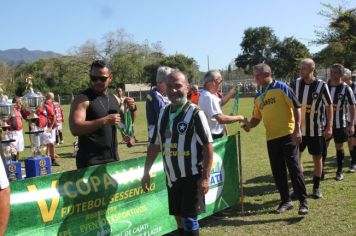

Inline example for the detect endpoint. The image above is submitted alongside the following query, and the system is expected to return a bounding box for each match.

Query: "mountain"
[0,48,62,65]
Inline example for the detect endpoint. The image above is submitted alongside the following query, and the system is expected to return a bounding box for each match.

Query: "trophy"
[22,76,44,156]
[0,96,15,163]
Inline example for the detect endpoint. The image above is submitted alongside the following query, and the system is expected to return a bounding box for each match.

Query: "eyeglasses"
[214,79,223,84]
[90,75,109,82]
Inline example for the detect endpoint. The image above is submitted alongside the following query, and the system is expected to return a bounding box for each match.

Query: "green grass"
[17,98,356,235]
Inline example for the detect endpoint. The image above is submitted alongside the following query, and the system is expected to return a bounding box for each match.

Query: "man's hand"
[198,177,210,196]
[125,97,136,111]
[323,126,332,140]
[292,127,302,145]
[104,113,121,126]
[242,121,251,132]
[141,174,151,192]
[347,125,354,137]
[236,115,245,122]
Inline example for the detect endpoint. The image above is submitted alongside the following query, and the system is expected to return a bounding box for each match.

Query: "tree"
[271,37,310,80]
[235,27,278,73]
[314,4,356,69]
[143,54,200,86]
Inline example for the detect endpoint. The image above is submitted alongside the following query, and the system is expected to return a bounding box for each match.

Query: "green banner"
[6,135,239,236]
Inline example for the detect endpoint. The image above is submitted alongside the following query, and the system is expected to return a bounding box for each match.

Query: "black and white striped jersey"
[328,81,356,128]
[293,78,332,136]
[346,82,356,124]
[151,102,213,186]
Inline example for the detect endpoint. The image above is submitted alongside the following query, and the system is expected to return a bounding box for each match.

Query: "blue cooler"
[6,161,22,181]
[24,156,51,178]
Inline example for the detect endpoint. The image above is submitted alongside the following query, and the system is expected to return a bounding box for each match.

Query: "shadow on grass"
[57,152,75,158]
[201,215,304,227]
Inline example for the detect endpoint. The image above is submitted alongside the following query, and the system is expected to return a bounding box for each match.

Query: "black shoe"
[290,192,298,200]
[51,160,60,166]
[335,172,344,181]
[298,201,309,215]
[275,201,293,214]
[349,164,356,173]
[312,188,323,199]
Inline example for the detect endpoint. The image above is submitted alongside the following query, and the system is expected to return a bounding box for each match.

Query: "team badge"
[177,122,188,135]
[338,93,344,100]
[312,92,319,100]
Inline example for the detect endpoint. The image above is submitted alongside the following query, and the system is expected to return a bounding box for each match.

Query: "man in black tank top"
[69,60,137,169]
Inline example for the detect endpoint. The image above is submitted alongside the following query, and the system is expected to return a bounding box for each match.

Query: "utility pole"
[207,55,210,71]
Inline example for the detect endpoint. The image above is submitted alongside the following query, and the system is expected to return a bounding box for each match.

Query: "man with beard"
[69,60,136,169]
[142,70,213,236]
[291,58,333,198]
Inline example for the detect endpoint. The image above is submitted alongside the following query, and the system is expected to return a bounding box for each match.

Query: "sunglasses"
[90,75,109,82]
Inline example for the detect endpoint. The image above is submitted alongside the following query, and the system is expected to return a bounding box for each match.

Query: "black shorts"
[167,174,205,216]
[332,127,348,143]
[299,136,325,155]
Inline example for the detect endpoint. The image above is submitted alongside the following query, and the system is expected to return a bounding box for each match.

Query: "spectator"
[40,92,59,166]
[146,66,173,142]
[188,84,200,105]
[7,97,25,161]
[115,83,138,147]
[54,101,64,145]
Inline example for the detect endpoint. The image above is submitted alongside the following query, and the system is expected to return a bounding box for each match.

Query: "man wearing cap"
[198,70,244,140]
[146,66,173,142]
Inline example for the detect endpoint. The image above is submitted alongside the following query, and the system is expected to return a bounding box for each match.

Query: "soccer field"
[18,98,356,235]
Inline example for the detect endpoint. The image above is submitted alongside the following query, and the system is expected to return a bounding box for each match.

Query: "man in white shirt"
[0,158,10,235]
[198,70,244,139]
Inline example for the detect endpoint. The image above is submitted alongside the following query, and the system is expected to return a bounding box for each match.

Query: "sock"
[352,146,356,164]
[336,149,344,173]
[59,131,63,141]
[56,135,59,144]
[313,176,321,189]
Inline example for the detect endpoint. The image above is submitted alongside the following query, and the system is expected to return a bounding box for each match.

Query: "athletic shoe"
[51,160,60,166]
[335,172,344,181]
[275,201,293,214]
[298,201,309,215]
[60,140,64,144]
[349,164,356,173]
[312,188,323,199]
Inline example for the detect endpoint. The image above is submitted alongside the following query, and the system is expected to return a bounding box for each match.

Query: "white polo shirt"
[198,89,224,135]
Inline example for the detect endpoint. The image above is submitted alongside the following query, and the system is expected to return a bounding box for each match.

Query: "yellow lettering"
[103,173,116,190]
[27,180,59,223]
[89,176,101,192]
[76,179,91,195]
[63,181,77,198]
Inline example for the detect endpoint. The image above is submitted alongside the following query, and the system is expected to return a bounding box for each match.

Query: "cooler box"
[24,156,51,178]
[6,161,22,181]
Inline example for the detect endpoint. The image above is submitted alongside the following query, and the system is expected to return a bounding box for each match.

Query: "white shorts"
[41,128,56,145]
[8,130,25,152]
[57,123,63,131]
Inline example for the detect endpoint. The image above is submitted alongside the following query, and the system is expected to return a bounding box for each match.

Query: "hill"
[0,48,61,65]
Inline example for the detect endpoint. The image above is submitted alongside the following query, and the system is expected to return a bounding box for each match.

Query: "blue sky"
[0,0,353,71]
